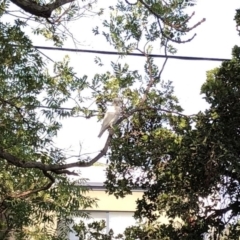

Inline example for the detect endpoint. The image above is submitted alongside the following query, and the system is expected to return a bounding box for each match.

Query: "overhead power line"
[33,45,230,62]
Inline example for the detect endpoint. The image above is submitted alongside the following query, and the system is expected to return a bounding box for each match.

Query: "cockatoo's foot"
[109,128,114,135]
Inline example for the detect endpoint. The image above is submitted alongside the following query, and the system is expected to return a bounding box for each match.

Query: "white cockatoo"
[98,98,122,138]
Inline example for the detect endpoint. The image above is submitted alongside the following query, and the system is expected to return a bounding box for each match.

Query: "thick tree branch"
[10,0,74,18]
[206,201,240,220]
[0,134,112,173]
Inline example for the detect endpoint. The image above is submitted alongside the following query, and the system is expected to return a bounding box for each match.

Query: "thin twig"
[8,171,55,199]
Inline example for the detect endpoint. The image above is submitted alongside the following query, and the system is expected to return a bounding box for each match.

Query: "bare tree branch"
[0,135,112,172]
[10,0,75,18]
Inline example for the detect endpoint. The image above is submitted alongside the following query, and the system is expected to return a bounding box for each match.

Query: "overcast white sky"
[5,0,240,179]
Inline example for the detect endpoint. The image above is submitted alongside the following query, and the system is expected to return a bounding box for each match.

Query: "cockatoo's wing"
[98,100,122,138]
[112,106,121,124]
[98,111,118,138]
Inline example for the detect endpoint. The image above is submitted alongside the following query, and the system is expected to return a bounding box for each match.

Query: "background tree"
[0,0,206,239]
[100,8,240,240]
[0,16,97,239]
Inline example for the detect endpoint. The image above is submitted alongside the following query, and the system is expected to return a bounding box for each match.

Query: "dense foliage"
[0,1,97,238]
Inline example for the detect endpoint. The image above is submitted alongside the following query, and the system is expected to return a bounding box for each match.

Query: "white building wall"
[69,211,136,240]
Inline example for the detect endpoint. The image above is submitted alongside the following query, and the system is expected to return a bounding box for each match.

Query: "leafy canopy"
[0,0,214,239]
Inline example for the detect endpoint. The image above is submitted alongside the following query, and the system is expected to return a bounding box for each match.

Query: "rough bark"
[10,0,74,18]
